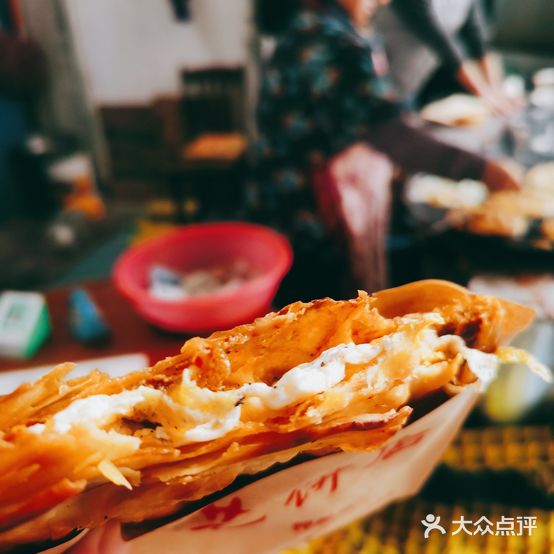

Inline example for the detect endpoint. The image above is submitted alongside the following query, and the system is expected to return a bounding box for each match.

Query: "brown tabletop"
[0,279,187,372]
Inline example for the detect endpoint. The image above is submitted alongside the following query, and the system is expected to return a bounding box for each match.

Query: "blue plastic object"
[68,288,110,344]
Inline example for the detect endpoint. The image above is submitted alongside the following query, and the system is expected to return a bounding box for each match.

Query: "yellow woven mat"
[284,499,553,554]
[284,426,553,553]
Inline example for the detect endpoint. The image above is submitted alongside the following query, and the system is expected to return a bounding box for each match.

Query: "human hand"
[481,159,523,192]
[479,53,505,91]
[457,60,523,117]
[481,89,524,118]
[66,522,128,554]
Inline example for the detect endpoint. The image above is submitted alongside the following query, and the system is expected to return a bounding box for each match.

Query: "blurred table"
[0,279,186,373]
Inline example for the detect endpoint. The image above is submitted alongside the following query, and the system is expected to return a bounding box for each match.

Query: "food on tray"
[0,280,549,551]
[451,208,529,238]
[408,164,554,245]
[448,188,554,239]
[407,174,488,209]
[420,94,490,127]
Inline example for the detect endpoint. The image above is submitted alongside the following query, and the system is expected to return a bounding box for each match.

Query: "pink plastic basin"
[113,222,292,333]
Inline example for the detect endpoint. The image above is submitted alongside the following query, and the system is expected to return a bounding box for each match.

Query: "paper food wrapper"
[44,386,479,554]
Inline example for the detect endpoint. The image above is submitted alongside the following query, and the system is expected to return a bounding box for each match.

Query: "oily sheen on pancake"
[0,280,545,551]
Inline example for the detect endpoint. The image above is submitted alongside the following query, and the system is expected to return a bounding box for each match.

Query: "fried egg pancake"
[0,280,548,551]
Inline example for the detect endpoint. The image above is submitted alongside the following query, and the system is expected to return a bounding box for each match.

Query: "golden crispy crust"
[0,411,410,549]
[371,280,533,350]
[0,280,534,551]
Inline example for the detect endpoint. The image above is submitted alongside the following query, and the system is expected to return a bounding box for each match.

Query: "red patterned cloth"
[313,144,393,293]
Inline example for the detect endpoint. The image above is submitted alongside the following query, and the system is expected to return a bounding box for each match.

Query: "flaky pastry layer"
[0,280,542,551]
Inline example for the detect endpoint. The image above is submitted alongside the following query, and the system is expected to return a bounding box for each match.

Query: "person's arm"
[458,1,488,63]
[367,115,485,181]
[458,2,504,94]
[391,0,464,74]
[457,2,497,91]
[455,60,490,97]
[391,1,490,100]
[479,52,504,91]
[391,0,516,114]
[366,115,520,190]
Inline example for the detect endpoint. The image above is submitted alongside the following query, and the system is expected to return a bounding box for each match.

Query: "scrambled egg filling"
[27,313,549,453]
